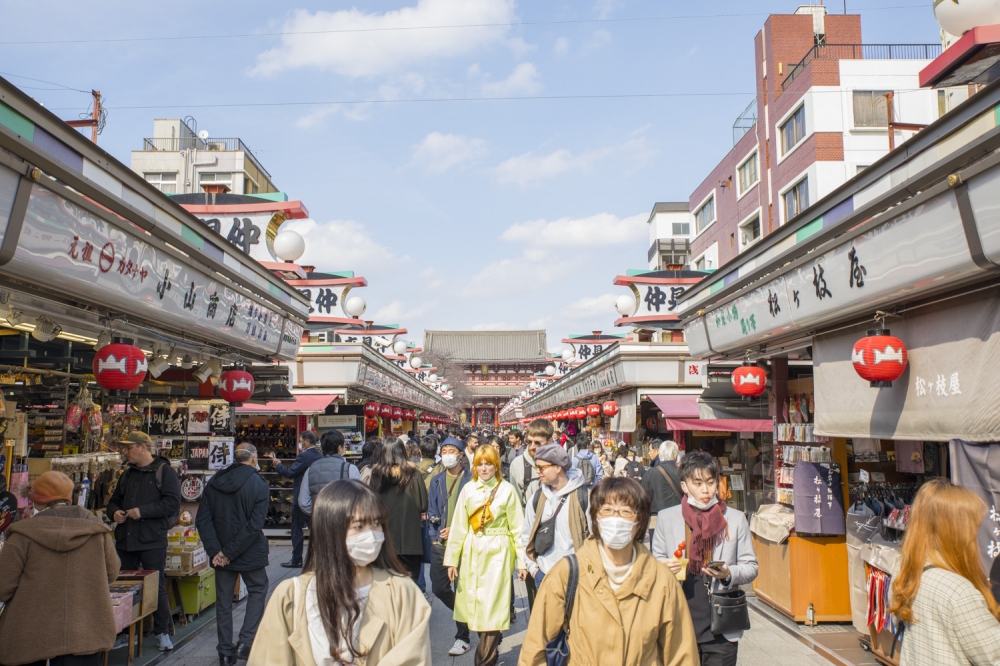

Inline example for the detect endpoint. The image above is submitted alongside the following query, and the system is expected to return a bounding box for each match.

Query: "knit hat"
[440,436,466,453]
[535,443,571,470]
[29,470,74,505]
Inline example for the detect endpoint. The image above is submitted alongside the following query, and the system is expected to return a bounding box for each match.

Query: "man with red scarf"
[650,451,758,666]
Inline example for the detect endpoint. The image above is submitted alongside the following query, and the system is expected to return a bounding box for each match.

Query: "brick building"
[687,6,944,272]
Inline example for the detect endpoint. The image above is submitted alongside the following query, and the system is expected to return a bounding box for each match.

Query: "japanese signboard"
[296,286,342,317]
[196,212,284,264]
[948,440,1000,580]
[634,283,688,315]
[12,185,300,360]
[793,461,846,535]
[208,437,234,470]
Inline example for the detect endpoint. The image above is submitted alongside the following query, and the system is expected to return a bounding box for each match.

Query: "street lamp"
[615,294,637,317]
[273,229,306,263]
[392,340,408,355]
[345,296,367,317]
[409,356,422,369]
[561,349,575,363]
[545,365,556,376]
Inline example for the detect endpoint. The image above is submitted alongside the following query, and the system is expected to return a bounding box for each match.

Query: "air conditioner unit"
[314,331,332,343]
[207,142,226,151]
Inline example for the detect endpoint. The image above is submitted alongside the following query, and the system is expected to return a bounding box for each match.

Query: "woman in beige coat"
[0,471,120,666]
[520,477,699,666]
[249,480,431,666]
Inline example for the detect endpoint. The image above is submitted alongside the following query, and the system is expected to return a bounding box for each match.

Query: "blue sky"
[1,0,941,352]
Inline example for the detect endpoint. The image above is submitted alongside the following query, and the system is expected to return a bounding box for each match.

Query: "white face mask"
[345,530,385,566]
[597,517,636,550]
[686,495,719,511]
[441,453,459,469]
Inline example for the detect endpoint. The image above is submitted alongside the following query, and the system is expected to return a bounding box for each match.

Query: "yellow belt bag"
[468,484,501,534]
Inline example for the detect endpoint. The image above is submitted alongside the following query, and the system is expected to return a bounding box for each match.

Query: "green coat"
[442,476,526,632]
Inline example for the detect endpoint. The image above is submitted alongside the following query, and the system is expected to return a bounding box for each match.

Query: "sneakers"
[110,633,129,650]
[447,639,471,656]
[157,633,174,651]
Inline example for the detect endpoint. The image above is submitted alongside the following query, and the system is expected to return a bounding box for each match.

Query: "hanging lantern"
[364,416,380,432]
[218,368,254,404]
[93,338,147,394]
[364,401,379,417]
[602,400,619,417]
[731,364,768,398]
[852,328,908,388]
[391,406,403,419]
[403,409,414,420]
[577,407,588,419]
[587,404,601,417]
[379,403,392,417]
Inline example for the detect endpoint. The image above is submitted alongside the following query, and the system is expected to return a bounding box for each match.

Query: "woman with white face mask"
[520,477,699,666]
[250,480,431,666]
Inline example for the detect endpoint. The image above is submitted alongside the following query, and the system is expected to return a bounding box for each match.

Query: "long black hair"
[304,480,406,662]
[370,436,416,493]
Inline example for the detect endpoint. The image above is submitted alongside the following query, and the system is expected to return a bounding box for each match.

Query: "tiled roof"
[423,330,548,363]
[467,385,524,396]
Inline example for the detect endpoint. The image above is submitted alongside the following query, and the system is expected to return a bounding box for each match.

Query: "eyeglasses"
[596,506,638,520]
[535,463,556,472]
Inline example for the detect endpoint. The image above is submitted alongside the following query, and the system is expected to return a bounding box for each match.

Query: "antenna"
[198,129,209,140]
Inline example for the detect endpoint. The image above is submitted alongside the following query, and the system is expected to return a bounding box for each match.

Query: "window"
[660,252,688,269]
[695,256,707,271]
[739,214,762,249]
[856,165,870,175]
[737,151,759,194]
[853,90,890,128]
[694,195,715,234]
[780,105,806,155]
[672,222,690,236]
[783,178,809,220]
[199,172,233,190]
[144,172,177,194]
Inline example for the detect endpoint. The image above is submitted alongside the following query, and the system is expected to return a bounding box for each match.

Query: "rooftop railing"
[782,43,942,89]
[140,136,272,180]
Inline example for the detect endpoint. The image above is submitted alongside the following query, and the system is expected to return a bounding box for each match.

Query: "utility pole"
[66,90,103,144]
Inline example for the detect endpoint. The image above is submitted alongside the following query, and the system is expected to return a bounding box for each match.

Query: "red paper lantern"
[852,329,908,388]
[364,416,380,432]
[93,339,147,393]
[364,402,379,417]
[731,365,767,397]
[403,409,414,420]
[557,410,567,420]
[218,369,254,403]
[391,406,403,419]
[587,404,601,417]
[379,403,392,417]
[602,400,619,417]
[575,407,587,419]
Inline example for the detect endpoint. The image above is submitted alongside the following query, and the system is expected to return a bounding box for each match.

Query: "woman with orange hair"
[443,444,527,666]
[889,478,1000,665]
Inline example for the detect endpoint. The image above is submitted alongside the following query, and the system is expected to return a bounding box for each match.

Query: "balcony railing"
[782,43,942,89]
[141,136,272,180]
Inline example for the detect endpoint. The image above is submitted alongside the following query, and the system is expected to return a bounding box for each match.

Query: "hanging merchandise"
[93,338,148,393]
[852,327,907,388]
[365,416,379,432]
[218,368,254,404]
[731,364,767,397]
[602,401,619,417]
[180,474,205,501]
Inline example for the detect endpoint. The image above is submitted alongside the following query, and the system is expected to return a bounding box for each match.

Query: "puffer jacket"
[0,505,120,665]
[196,462,270,571]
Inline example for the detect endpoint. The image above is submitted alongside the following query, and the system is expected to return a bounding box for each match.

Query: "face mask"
[345,530,385,566]
[598,517,636,550]
[687,495,719,511]
[409,456,421,464]
[442,454,459,469]
[254,460,261,471]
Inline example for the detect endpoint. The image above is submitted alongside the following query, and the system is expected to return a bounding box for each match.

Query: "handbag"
[545,555,579,666]
[704,575,751,634]
[468,484,501,534]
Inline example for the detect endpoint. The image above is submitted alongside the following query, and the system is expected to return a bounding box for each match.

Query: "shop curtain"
[948,439,1000,585]
[813,289,1000,441]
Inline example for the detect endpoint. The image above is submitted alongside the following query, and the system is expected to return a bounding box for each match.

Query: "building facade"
[646,202,692,270]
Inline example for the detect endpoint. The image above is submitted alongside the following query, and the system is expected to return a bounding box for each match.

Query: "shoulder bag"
[656,464,682,498]
[545,554,579,666]
[704,572,751,634]
[468,483,501,534]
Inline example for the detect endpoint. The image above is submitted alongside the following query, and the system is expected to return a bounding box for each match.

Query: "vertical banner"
[792,461,846,535]
[949,440,1000,588]
[208,437,234,470]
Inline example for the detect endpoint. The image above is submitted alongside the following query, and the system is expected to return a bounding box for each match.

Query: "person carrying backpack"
[521,444,590,588]
[615,445,645,481]
[571,436,603,490]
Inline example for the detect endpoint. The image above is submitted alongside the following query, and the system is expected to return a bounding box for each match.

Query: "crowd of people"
[1,421,998,666]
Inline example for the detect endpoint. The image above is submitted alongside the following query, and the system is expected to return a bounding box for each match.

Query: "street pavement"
[157,543,844,666]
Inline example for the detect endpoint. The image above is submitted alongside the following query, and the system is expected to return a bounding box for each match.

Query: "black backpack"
[574,453,595,488]
[624,460,644,481]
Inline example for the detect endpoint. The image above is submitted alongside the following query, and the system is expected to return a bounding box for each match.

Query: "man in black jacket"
[267,430,321,568]
[106,432,181,651]
[196,443,269,665]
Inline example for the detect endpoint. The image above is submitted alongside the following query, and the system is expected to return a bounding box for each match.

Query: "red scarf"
[681,495,728,575]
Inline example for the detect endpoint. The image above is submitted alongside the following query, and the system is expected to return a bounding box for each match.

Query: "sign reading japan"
[686,189,982,358]
[197,211,285,264]
[15,185,298,360]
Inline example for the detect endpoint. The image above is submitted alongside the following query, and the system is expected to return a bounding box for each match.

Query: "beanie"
[29,470,74,505]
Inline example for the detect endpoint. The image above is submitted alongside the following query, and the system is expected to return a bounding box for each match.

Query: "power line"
[0,5,926,45]
[0,70,90,93]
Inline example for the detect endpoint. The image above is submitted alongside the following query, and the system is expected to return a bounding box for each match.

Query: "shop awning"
[649,395,701,418]
[663,417,772,432]
[237,394,339,415]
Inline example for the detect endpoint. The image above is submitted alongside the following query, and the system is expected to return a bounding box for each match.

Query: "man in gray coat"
[298,430,360,515]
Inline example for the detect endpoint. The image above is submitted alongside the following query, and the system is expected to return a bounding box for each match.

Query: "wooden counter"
[752,533,852,623]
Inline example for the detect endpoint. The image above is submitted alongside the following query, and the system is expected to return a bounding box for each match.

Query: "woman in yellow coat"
[444,444,527,666]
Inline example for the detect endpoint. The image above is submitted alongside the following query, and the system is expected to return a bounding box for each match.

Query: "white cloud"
[495,136,656,187]
[471,322,513,331]
[281,218,399,272]
[593,0,622,19]
[586,29,612,51]
[481,62,542,97]
[295,104,340,129]
[371,299,431,322]
[466,63,481,77]
[410,132,487,174]
[501,212,646,248]
[553,36,570,55]
[559,293,619,319]
[252,0,516,77]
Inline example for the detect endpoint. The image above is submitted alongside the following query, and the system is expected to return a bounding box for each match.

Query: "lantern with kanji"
[364,401,379,417]
[852,328,908,388]
[391,406,403,420]
[587,404,601,417]
[602,400,619,417]
[379,403,392,417]
[218,368,254,404]
[93,338,147,394]
[731,364,767,398]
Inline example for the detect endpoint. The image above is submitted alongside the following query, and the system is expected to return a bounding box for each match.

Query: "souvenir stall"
[673,69,1000,653]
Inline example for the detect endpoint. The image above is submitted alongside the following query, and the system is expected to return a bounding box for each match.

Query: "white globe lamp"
[934,0,1000,36]
[561,349,575,363]
[392,340,408,355]
[345,296,367,317]
[273,229,306,262]
[409,356,422,369]
[615,294,637,317]
[429,373,438,382]
[545,365,556,376]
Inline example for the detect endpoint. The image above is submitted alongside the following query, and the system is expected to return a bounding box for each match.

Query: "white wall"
[648,210,693,245]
